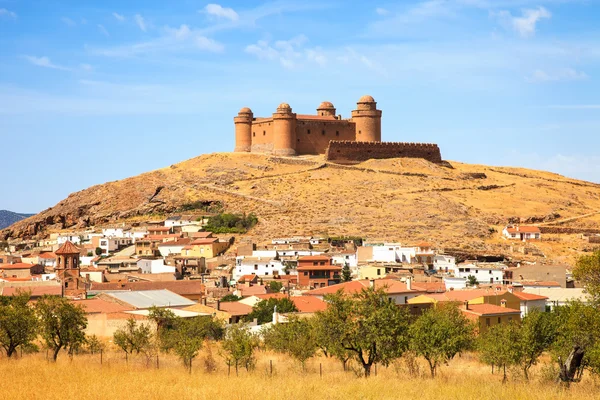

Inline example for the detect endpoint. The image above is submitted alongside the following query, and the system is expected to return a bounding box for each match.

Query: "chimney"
[216,300,221,311]
[406,277,412,291]
[369,279,375,288]
[500,299,507,308]
[463,300,469,310]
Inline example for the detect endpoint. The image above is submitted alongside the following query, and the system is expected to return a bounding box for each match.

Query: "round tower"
[234,107,253,152]
[351,95,382,142]
[272,103,297,156]
[317,101,336,117]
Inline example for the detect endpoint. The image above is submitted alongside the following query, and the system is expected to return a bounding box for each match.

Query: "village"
[0,214,588,339]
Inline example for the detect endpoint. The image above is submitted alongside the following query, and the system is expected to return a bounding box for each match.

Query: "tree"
[220,294,242,303]
[95,247,103,256]
[36,295,87,362]
[244,297,298,325]
[409,303,474,377]
[342,263,352,282]
[267,281,283,293]
[86,334,104,355]
[312,304,352,370]
[220,324,260,374]
[478,322,522,383]
[171,316,225,372]
[0,291,38,358]
[263,317,317,370]
[316,287,411,377]
[467,275,478,287]
[573,250,600,303]
[147,306,177,351]
[113,318,152,361]
[518,310,557,380]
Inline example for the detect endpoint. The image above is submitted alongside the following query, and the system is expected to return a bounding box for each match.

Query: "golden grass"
[0,350,599,400]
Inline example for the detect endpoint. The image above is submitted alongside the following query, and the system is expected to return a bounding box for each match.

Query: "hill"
[3,153,600,263]
[0,210,34,230]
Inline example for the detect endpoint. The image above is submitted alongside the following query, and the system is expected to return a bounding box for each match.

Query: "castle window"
[359,130,362,134]
[307,129,311,134]
[253,132,256,137]
[322,130,325,135]
[263,130,266,136]
[336,131,339,136]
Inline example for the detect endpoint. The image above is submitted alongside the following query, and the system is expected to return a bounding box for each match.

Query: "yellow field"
[0,349,599,400]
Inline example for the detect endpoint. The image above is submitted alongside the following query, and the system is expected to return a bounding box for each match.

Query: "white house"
[433,255,456,272]
[251,250,322,259]
[331,251,358,268]
[102,228,125,238]
[164,216,198,228]
[158,239,190,257]
[512,292,548,318]
[137,259,176,274]
[522,288,589,311]
[451,263,504,284]
[99,237,133,256]
[57,234,82,245]
[502,225,541,241]
[234,256,285,280]
[443,276,467,290]
[360,243,416,263]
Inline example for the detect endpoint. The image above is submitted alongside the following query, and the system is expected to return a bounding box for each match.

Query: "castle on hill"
[234,95,442,163]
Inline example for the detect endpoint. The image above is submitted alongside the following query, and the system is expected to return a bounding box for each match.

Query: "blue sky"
[1,0,600,213]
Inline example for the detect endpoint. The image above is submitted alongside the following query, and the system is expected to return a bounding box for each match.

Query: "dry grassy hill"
[4,153,600,264]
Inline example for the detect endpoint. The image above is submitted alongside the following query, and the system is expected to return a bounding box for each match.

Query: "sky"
[1,0,600,213]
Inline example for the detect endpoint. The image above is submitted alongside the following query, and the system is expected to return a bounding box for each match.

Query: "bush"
[204,213,258,234]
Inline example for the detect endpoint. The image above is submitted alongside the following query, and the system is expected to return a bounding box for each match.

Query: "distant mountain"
[0,210,34,230]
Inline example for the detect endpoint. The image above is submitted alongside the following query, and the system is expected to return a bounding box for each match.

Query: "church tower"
[55,241,86,298]
[351,95,382,142]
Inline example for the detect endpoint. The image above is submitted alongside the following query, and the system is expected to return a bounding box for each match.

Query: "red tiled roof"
[149,227,171,232]
[411,282,446,293]
[291,296,327,313]
[238,275,258,283]
[190,238,219,245]
[144,234,181,241]
[236,285,267,297]
[189,232,213,238]
[505,226,540,234]
[416,242,432,248]
[513,292,548,301]
[298,255,331,261]
[0,262,35,270]
[423,288,508,302]
[38,252,57,259]
[297,265,342,271]
[55,241,81,255]
[1,285,62,297]
[305,279,421,296]
[461,304,521,316]
[218,302,253,316]
[90,280,204,295]
[157,238,192,247]
[72,298,131,314]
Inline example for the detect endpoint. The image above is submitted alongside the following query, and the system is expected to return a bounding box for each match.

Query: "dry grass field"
[1,349,599,400]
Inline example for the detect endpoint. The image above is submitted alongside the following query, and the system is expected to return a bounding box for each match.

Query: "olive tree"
[221,323,260,374]
[113,317,153,362]
[0,291,38,357]
[263,317,318,370]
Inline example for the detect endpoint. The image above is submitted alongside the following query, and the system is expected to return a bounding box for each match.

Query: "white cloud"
[61,17,76,27]
[375,7,389,16]
[113,12,125,22]
[91,24,224,57]
[134,14,147,32]
[80,63,93,72]
[527,68,588,83]
[204,4,239,21]
[98,24,110,37]
[0,8,17,18]
[493,6,551,38]
[22,56,71,71]
[245,35,326,69]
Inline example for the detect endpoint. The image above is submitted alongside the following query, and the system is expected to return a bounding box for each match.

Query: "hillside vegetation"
[3,153,600,263]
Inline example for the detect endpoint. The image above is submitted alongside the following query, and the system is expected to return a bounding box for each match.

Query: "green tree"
[518,310,557,380]
[113,318,152,361]
[312,302,352,369]
[147,306,177,351]
[341,263,352,282]
[220,323,260,373]
[0,291,38,358]
[220,294,242,302]
[573,250,600,303]
[263,317,317,370]
[479,322,522,383]
[244,297,298,325]
[171,316,225,372]
[316,287,411,377]
[267,281,283,293]
[86,334,104,355]
[95,247,103,256]
[409,303,474,377]
[467,275,478,287]
[36,295,87,362]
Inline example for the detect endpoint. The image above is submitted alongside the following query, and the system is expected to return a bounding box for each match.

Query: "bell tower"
[55,241,86,298]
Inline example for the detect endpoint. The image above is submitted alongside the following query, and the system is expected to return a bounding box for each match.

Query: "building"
[508,263,568,288]
[158,238,192,257]
[296,255,341,289]
[180,238,229,259]
[96,289,195,309]
[89,280,205,301]
[433,255,456,272]
[0,262,44,279]
[304,278,424,304]
[98,237,133,256]
[502,225,541,241]
[234,256,285,280]
[358,243,416,264]
[55,241,87,298]
[451,262,505,285]
[234,97,442,163]
[522,288,590,310]
[358,265,386,280]
[137,259,176,275]
[135,238,162,257]
[408,289,522,311]
[239,293,327,313]
[460,301,521,333]
[512,291,548,317]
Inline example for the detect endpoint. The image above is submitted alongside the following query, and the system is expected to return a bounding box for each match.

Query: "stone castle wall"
[325,141,443,164]
[295,119,356,155]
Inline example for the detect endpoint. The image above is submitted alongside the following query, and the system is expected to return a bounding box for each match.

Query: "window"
[377,269,381,276]
[336,131,339,136]
[359,130,361,134]
[307,129,311,134]
[475,270,478,274]
[497,317,501,324]
[404,296,408,303]
[263,130,266,136]
[304,272,308,276]
[265,272,269,275]
[322,130,325,135]
[486,318,490,326]
[313,261,318,266]
[489,270,492,274]
[254,265,258,270]
[253,132,256,137]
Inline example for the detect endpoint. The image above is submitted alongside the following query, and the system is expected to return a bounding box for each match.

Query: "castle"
[234,95,442,163]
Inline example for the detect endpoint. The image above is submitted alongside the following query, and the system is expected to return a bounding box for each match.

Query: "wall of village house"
[295,119,356,154]
[326,141,442,163]
[250,119,274,153]
[476,313,520,334]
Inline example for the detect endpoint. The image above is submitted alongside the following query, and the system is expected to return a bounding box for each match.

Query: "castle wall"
[325,141,442,164]
[251,119,275,153]
[295,119,356,155]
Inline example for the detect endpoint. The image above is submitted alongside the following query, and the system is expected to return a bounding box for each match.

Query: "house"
[414,242,435,265]
[234,256,285,281]
[239,293,327,313]
[184,301,252,324]
[304,278,424,304]
[508,263,568,288]
[135,238,162,257]
[330,250,358,268]
[358,265,386,280]
[79,267,105,283]
[56,234,82,246]
[512,291,548,317]
[148,226,173,236]
[451,262,505,285]
[460,301,521,333]
[97,256,139,274]
[0,263,44,279]
[522,288,590,310]
[164,216,198,228]
[98,237,133,256]
[181,238,229,258]
[434,255,456,272]
[96,289,195,309]
[517,281,561,290]
[38,252,57,268]
[297,255,341,289]
[137,259,176,275]
[357,243,416,264]
[234,284,268,298]
[0,284,62,299]
[158,238,192,257]
[89,280,205,301]
[502,225,541,241]
[408,288,522,311]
